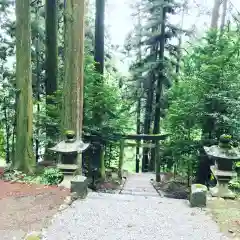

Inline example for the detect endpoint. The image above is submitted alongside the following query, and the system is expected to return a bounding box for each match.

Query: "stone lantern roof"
[49,130,90,154]
[204,145,240,160]
[49,139,90,154]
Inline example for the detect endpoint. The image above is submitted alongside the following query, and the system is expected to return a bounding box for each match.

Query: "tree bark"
[62,0,86,175]
[135,3,142,173]
[93,0,105,177]
[35,1,41,163]
[142,8,159,172]
[45,0,58,144]
[3,99,10,164]
[62,0,85,138]
[118,139,124,178]
[176,1,186,74]
[220,0,228,32]
[93,0,105,125]
[15,0,35,173]
[155,142,160,182]
[150,7,166,173]
[210,0,222,29]
[153,9,166,135]
[94,0,105,74]
[142,74,154,172]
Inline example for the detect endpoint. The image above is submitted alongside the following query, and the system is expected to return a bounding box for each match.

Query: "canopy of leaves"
[163,29,240,164]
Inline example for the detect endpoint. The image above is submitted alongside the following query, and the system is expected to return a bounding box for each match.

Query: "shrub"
[40,168,64,185]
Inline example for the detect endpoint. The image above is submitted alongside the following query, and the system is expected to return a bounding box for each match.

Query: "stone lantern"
[49,130,90,175]
[204,134,239,199]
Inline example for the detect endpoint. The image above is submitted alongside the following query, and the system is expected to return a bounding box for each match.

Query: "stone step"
[121,190,158,197]
[123,188,156,192]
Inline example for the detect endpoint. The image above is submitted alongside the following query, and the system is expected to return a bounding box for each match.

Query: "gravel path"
[43,174,229,240]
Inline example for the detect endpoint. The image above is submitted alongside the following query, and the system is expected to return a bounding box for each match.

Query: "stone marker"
[190,184,207,208]
[70,175,88,199]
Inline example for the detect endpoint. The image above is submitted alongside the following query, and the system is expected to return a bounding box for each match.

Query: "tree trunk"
[62,0,86,175]
[220,0,228,32]
[176,1,186,74]
[45,0,58,144]
[153,8,165,135]
[135,4,142,173]
[94,0,105,74]
[15,0,35,173]
[35,1,41,163]
[100,145,106,179]
[136,97,141,173]
[3,99,10,164]
[150,7,166,172]
[118,139,124,178]
[62,0,85,137]
[93,0,105,177]
[93,0,105,125]
[142,21,158,172]
[155,142,160,182]
[142,74,154,172]
[210,0,222,29]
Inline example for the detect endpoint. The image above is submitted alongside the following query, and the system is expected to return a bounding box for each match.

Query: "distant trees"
[125,0,184,171]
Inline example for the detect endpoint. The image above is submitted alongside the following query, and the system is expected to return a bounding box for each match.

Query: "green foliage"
[83,53,132,136]
[0,2,131,167]
[229,179,240,190]
[162,29,240,176]
[40,168,64,185]
[165,30,240,137]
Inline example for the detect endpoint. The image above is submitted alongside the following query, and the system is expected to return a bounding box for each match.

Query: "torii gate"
[118,134,169,181]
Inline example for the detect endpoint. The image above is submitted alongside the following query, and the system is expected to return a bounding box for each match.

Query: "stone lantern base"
[210,166,237,199]
[210,184,235,199]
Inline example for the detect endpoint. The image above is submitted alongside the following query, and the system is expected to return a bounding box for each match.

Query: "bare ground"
[0,179,69,239]
[207,197,240,239]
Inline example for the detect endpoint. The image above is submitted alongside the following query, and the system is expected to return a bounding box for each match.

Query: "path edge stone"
[150,179,163,197]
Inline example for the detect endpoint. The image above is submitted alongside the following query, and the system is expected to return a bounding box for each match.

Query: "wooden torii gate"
[118,134,169,181]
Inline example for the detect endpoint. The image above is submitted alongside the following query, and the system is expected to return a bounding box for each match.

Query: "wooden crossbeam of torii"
[123,142,156,148]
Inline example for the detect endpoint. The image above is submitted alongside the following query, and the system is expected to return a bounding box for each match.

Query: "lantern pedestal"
[209,166,237,199]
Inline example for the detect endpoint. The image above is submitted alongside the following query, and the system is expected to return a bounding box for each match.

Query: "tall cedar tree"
[135,3,143,173]
[94,0,105,75]
[45,0,58,144]
[126,0,182,171]
[93,0,105,126]
[62,0,85,138]
[35,0,41,162]
[93,0,106,179]
[151,5,166,169]
[15,0,35,172]
[210,0,222,29]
